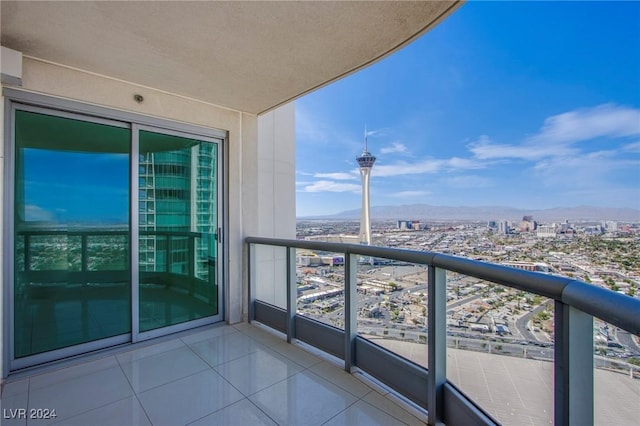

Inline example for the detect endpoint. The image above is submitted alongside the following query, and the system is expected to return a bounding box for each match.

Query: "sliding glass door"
[9,103,223,368]
[138,129,219,333]
[13,110,132,358]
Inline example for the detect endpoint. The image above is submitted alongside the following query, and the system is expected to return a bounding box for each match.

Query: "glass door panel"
[138,130,218,332]
[14,110,131,358]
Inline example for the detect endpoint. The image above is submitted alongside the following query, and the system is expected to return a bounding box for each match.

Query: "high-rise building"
[519,215,536,233]
[139,143,217,281]
[498,220,509,235]
[357,129,376,245]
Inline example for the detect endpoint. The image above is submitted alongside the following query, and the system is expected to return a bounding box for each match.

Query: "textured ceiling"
[2,1,462,114]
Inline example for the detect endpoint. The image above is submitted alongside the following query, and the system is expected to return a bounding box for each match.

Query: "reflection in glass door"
[138,130,219,332]
[13,110,131,358]
[10,103,223,369]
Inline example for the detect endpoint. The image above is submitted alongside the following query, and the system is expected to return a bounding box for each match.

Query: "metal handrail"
[245,236,640,336]
[247,236,640,424]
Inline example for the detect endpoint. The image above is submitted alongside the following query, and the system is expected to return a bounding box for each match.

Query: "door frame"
[3,89,227,374]
[133,123,225,342]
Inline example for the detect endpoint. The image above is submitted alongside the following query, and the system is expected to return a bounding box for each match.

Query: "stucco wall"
[243,103,296,313]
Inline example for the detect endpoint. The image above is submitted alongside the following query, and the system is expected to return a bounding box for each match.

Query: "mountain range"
[302,204,640,222]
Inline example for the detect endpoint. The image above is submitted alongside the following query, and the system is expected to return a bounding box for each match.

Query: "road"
[515,301,551,343]
[615,329,640,355]
[447,294,481,309]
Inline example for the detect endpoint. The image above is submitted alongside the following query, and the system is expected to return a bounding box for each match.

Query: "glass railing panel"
[296,249,345,330]
[446,274,554,425]
[593,315,640,425]
[253,244,287,309]
[86,233,128,271]
[356,258,428,365]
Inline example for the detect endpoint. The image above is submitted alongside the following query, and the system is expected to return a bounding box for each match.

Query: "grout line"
[359,390,425,426]
[318,398,360,426]
[244,323,428,423]
[40,356,136,426]
[244,397,282,426]
[114,355,154,426]
[24,378,31,426]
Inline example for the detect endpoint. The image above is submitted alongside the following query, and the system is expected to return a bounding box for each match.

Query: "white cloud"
[623,141,640,153]
[467,104,640,161]
[390,190,432,198]
[296,107,332,145]
[369,157,484,177]
[440,175,493,188]
[467,135,576,161]
[532,150,640,188]
[365,127,391,138]
[314,172,358,180]
[380,142,409,155]
[300,180,361,193]
[528,104,640,145]
[24,204,55,222]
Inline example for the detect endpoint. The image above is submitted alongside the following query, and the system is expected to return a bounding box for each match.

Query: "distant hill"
[303,204,640,222]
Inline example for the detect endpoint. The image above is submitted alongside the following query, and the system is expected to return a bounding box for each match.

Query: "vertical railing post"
[188,234,195,278]
[24,233,31,272]
[344,252,357,372]
[166,233,172,273]
[81,233,88,273]
[554,301,594,426]
[247,242,255,323]
[428,266,446,425]
[286,246,296,343]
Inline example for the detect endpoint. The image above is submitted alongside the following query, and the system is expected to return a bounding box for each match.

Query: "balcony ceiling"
[1,1,462,115]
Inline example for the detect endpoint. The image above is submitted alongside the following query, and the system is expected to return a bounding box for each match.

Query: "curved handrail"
[245,236,640,336]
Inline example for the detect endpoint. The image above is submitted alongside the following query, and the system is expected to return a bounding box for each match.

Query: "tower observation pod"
[357,129,376,245]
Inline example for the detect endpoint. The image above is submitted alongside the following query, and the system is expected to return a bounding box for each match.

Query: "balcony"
[1,323,426,426]
[1,235,638,425]
[246,237,640,426]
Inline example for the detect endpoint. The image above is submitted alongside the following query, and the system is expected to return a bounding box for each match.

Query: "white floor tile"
[250,370,358,426]
[1,379,29,398]
[308,362,373,398]
[239,326,285,347]
[138,369,244,426]
[0,391,29,426]
[214,347,305,395]
[29,357,119,391]
[231,322,252,331]
[180,325,237,345]
[28,366,132,425]
[50,396,151,426]
[116,339,186,364]
[322,400,406,426]
[268,342,323,368]
[120,346,209,393]
[189,332,264,367]
[4,332,430,426]
[361,392,426,426]
[188,398,276,426]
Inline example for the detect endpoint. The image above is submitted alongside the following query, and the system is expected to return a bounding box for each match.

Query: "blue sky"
[295,1,640,217]
[23,150,129,223]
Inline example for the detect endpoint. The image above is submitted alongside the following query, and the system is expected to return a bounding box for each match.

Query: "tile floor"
[0,323,427,426]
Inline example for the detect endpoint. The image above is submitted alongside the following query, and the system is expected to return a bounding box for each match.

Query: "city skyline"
[295,1,640,217]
